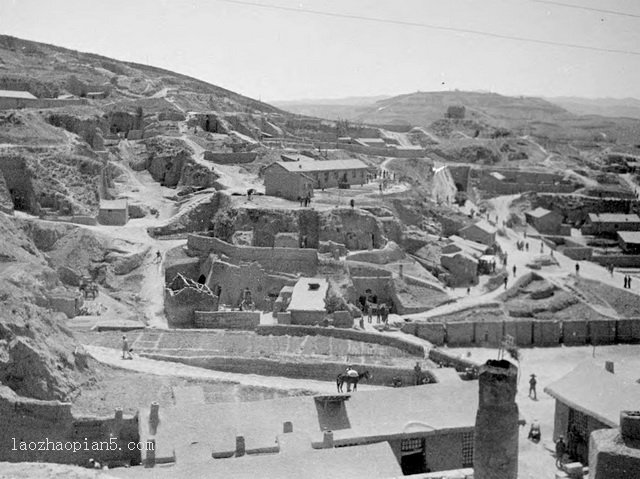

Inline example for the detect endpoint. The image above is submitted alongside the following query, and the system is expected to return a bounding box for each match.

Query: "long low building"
[582,213,640,237]
[264,158,369,200]
[135,382,479,477]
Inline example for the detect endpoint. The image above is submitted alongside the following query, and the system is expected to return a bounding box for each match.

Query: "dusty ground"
[446,344,640,479]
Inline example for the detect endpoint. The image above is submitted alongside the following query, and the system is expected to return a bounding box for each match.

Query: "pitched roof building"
[264,158,369,200]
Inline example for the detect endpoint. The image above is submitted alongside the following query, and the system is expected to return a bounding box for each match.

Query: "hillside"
[0,35,283,115]
[546,96,640,120]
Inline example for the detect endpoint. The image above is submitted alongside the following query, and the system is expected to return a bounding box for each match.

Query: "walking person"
[528,374,537,400]
[503,276,508,290]
[624,275,629,289]
[555,436,567,469]
[629,276,633,289]
[575,263,580,277]
[512,265,517,277]
[121,335,132,360]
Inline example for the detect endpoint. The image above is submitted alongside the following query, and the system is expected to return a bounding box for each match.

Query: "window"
[352,170,356,178]
[334,171,339,179]
[462,432,474,467]
[401,437,424,452]
[324,172,329,180]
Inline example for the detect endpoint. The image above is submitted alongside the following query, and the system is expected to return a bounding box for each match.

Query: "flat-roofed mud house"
[97,199,129,226]
[458,219,497,246]
[264,158,369,200]
[138,382,479,477]
[286,277,329,325]
[544,361,640,466]
[525,207,563,235]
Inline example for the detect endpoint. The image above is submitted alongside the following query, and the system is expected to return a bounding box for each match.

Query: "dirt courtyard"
[446,344,640,478]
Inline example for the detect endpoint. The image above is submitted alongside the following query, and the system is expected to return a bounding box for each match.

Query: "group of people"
[298,194,312,207]
[515,240,529,252]
[366,302,389,324]
[623,274,633,289]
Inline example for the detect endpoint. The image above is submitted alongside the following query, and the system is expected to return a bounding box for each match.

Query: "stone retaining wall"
[194,311,261,330]
[256,324,425,357]
[187,235,318,275]
[203,151,257,164]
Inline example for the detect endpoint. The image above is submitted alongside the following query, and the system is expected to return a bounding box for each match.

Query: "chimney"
[605,361,615,374]
[145,439,156,468]
[235,436,246,457]
[323,430,334,449]
[114,407,123,422]
[283,421,293,433]
[149,402,160,434]
[473,359,519,479]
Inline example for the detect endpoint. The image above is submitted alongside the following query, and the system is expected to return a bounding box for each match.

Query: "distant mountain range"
[276,92,640,123]
[545,97,640,120]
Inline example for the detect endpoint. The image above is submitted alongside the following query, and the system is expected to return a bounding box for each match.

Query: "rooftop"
[587,213,640,224]
[99,199,128,210]
[280,153,315,162]
[617,231,640,244]
[287,277,328,311]
[0,89,37,99]
[526,207,555,219]
[141,382,478,469]
[274,158,369,173]
[116,440,401,479]
[490,171,506,181]
[461,219,497,235]
[544,361,640,427]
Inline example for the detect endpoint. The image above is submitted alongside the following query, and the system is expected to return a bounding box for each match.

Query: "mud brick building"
[458,219,497,246]
[139,382,479,476]
[97,199,129,226]
[544,361,640,466]
[525,207,563,235]
[264,158,369,200]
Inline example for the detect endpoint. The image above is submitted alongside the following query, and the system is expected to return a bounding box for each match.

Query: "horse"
[336,370,371,393]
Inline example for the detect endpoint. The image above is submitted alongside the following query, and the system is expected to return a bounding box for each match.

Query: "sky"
[1,0,640,102]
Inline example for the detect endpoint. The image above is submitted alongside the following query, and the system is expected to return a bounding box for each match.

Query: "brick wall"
[0,386,140,466]
[194,311,260,330]
[187,235,318,275]
[203,151,257,164]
